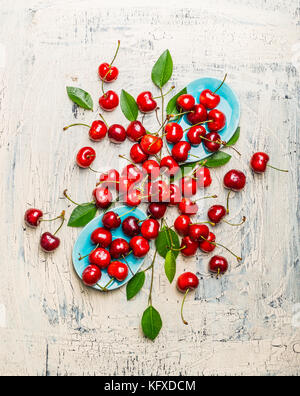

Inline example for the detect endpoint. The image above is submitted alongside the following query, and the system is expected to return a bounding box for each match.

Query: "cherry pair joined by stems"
[40,211,66,253]
[177,272,199,325]
[250,152,288,174]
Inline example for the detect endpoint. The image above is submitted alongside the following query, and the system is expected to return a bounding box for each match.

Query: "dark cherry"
[126,121,146,142]
[172,141,191,163]
[178,198,198,216]
[136,91,158,113]
[169,183,182,206]
[130,236,150,258]
[160,156,180,177]
[148,203,167,219]
[102,211,121,230]
[177,272,199,292]
[180,236,198,257]
[40,232,60,252]
[200,89,220,110]
[199,232,216,253]
[89,248,111,270]
[82,265,102,286]
[189,224,210,243]
[141,219,160,240]
[109,238,130,259]
[99,169,120,191]
[108,124,126,144]
[99,90,119,112]
[125,189,142,207]
[207,109,226,132]
[89,120,108,141]
[122,164,144,184]
[122,216,141,237]
[176,94,195,112]
[98,63,119,83]
[142,160,160,180]
[187,125,206,146]
[207,205,226,224]
[174,215,190,237]
[91,227,112,248]
[209,255,228,274]
[25,208,43,228]
[179,177,197,198]
[224,169,246,191]
[165,123,184,144]
[140,135,163,155]
[203,132,222,152]
[130,143,149,164]
[93,187,112,209]
[108,261,129,282]
[76,147,96,168]
[187,104,208,125]
[195,167,212,188]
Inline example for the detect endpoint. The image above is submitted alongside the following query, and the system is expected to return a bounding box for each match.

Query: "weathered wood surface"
[0,0,299,376]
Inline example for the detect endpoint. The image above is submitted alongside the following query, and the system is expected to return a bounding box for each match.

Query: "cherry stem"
[193,221,216,227]
[226,191,231,214]
[96,180,120,187]
[223,216,246,227]
[63,123,90,131]
[194,195,218,202]
[138,215,151,224]
[181,288,190,326]
[79,244,100,261]
[201,236,242,262]
[101,40,121,95]
[40,214,66,223]
[217,268,221,279]
[171,246,187,252]
[122,255,134,276]
[213,73,228,94]
[63,189,80,206]
[118,207,136,219]
[267,164,288,173]
[153,86,175,100]
[119,154,136,167]
[98,278,114,292]
[53,211,65,236]
[183,120,213,132]
[99,113,109,127]
[170,110,193,119]
[155,108,162,126]
[110,40,121,67]
[148,249,158,306]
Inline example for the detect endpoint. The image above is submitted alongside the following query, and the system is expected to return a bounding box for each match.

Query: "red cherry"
[203,132,222,152]
[89,120,108,141]
[174,215,190,237]
[176,94,195,112]
[76,147,96,168]
[160,156,180,177]
[93,187,112,209]
[140,135,163,155]
[122,164,143,184]
[169,183,182,206]
[109,238,130,259]
[89,248,111,270]
[148,203,167,219]
[195,167,212,188]
[98,62,119,82]
[130,143,149,164]
[119,177,134,195]
[82,265,102,286]
[122,216,141,237]
[209,255,228,274]
[102,211,121,230]
[126,189,142,207]
[108,261,129,282]
[187,104,207,125]
[150,180,170,203]
[126,121,146,142]
[199,232,216,253]
[172,141,191,163]
[136,91,157,113]
[177,272,199,292]
[99,90,119,112]
[141,219,160,240]
[187,125,206,146]
[25,208,43,228]
[108,124,126,144]
[189,224,209,242]
[200,89,220,110]
[40,232,60,252]
[180,236,198,257]
[250,152,269,173]
[165,123,184,144]
[91,227,112,248]
[99,169,120,191]
[207,109,226,132]
[142,160,160,180]
[130,236,150,258]
[179,177,197,198]
[178,198,198,216]
[223,169,246,191]
[207,205,226,224]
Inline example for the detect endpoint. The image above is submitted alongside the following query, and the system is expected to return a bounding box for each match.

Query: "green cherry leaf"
[151,50,173,88]
[205,151,232,168]
[164,251,176,284]
[155,226,180,259]
[141,305,163,341]
[66,87,93,110]
[166,87,187,115]
[126,272,146,301]
[226,126,240,146]
[67,203,98,227]
[120,89,139,121]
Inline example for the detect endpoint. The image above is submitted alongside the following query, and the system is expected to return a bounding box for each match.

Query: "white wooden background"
[0,0,299,376]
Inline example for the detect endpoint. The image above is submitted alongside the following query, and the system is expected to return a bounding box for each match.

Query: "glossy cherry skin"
[141,219,160,240]
[93,187,112,209]
[130,236,150,258]
[25,208,43,228]
[142,160,160,180]
[89,120,108,141]
[180,237,198,257]
[187,104,208,125]
[187,125,206,146]
[177,272,199,292]
[199,232,216,253]
[99,169,120,191]
[122,216,140,237]
[136,91,157,113]
[108,261,129,281]
[178,198,198,216]
[148,203,167,219]
[169,184,182,206]
[250,152,270,173]
[209,255,228,274]
[126,189,142,207]
[179,177,197,198]
[40,232,60,252]
[207,109,226,132]
[130,143,149,164]
[119,177,134,195]
[160,156,180,177]
[82,265,102,286]
[91,227,112,248]
[102,211,121,230]
[122,165,143,184]
[207,205,226,224]
[176,94,195,112]
[108,124,126,144]
[174,215,191,237]
[126,121,146,142]
[203,132,222,152]
[76,147,96,168]
[140,135,163,156]
[189,224,210,243]
[165,123,184,144]
[89,248,111,270]
[109,238,130,259]
[224,169,246,191]
[99,90,119,112]
[98,62,119,82]
[172,141,191,163]
[200,89,220,110]
[195,167,212,188]
[150,180,170,203]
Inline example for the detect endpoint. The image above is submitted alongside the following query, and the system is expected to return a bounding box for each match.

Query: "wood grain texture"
[0,0,299,376]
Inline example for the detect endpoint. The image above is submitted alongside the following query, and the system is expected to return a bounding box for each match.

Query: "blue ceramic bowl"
[167,77,240,163]
[72,206,148,292]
